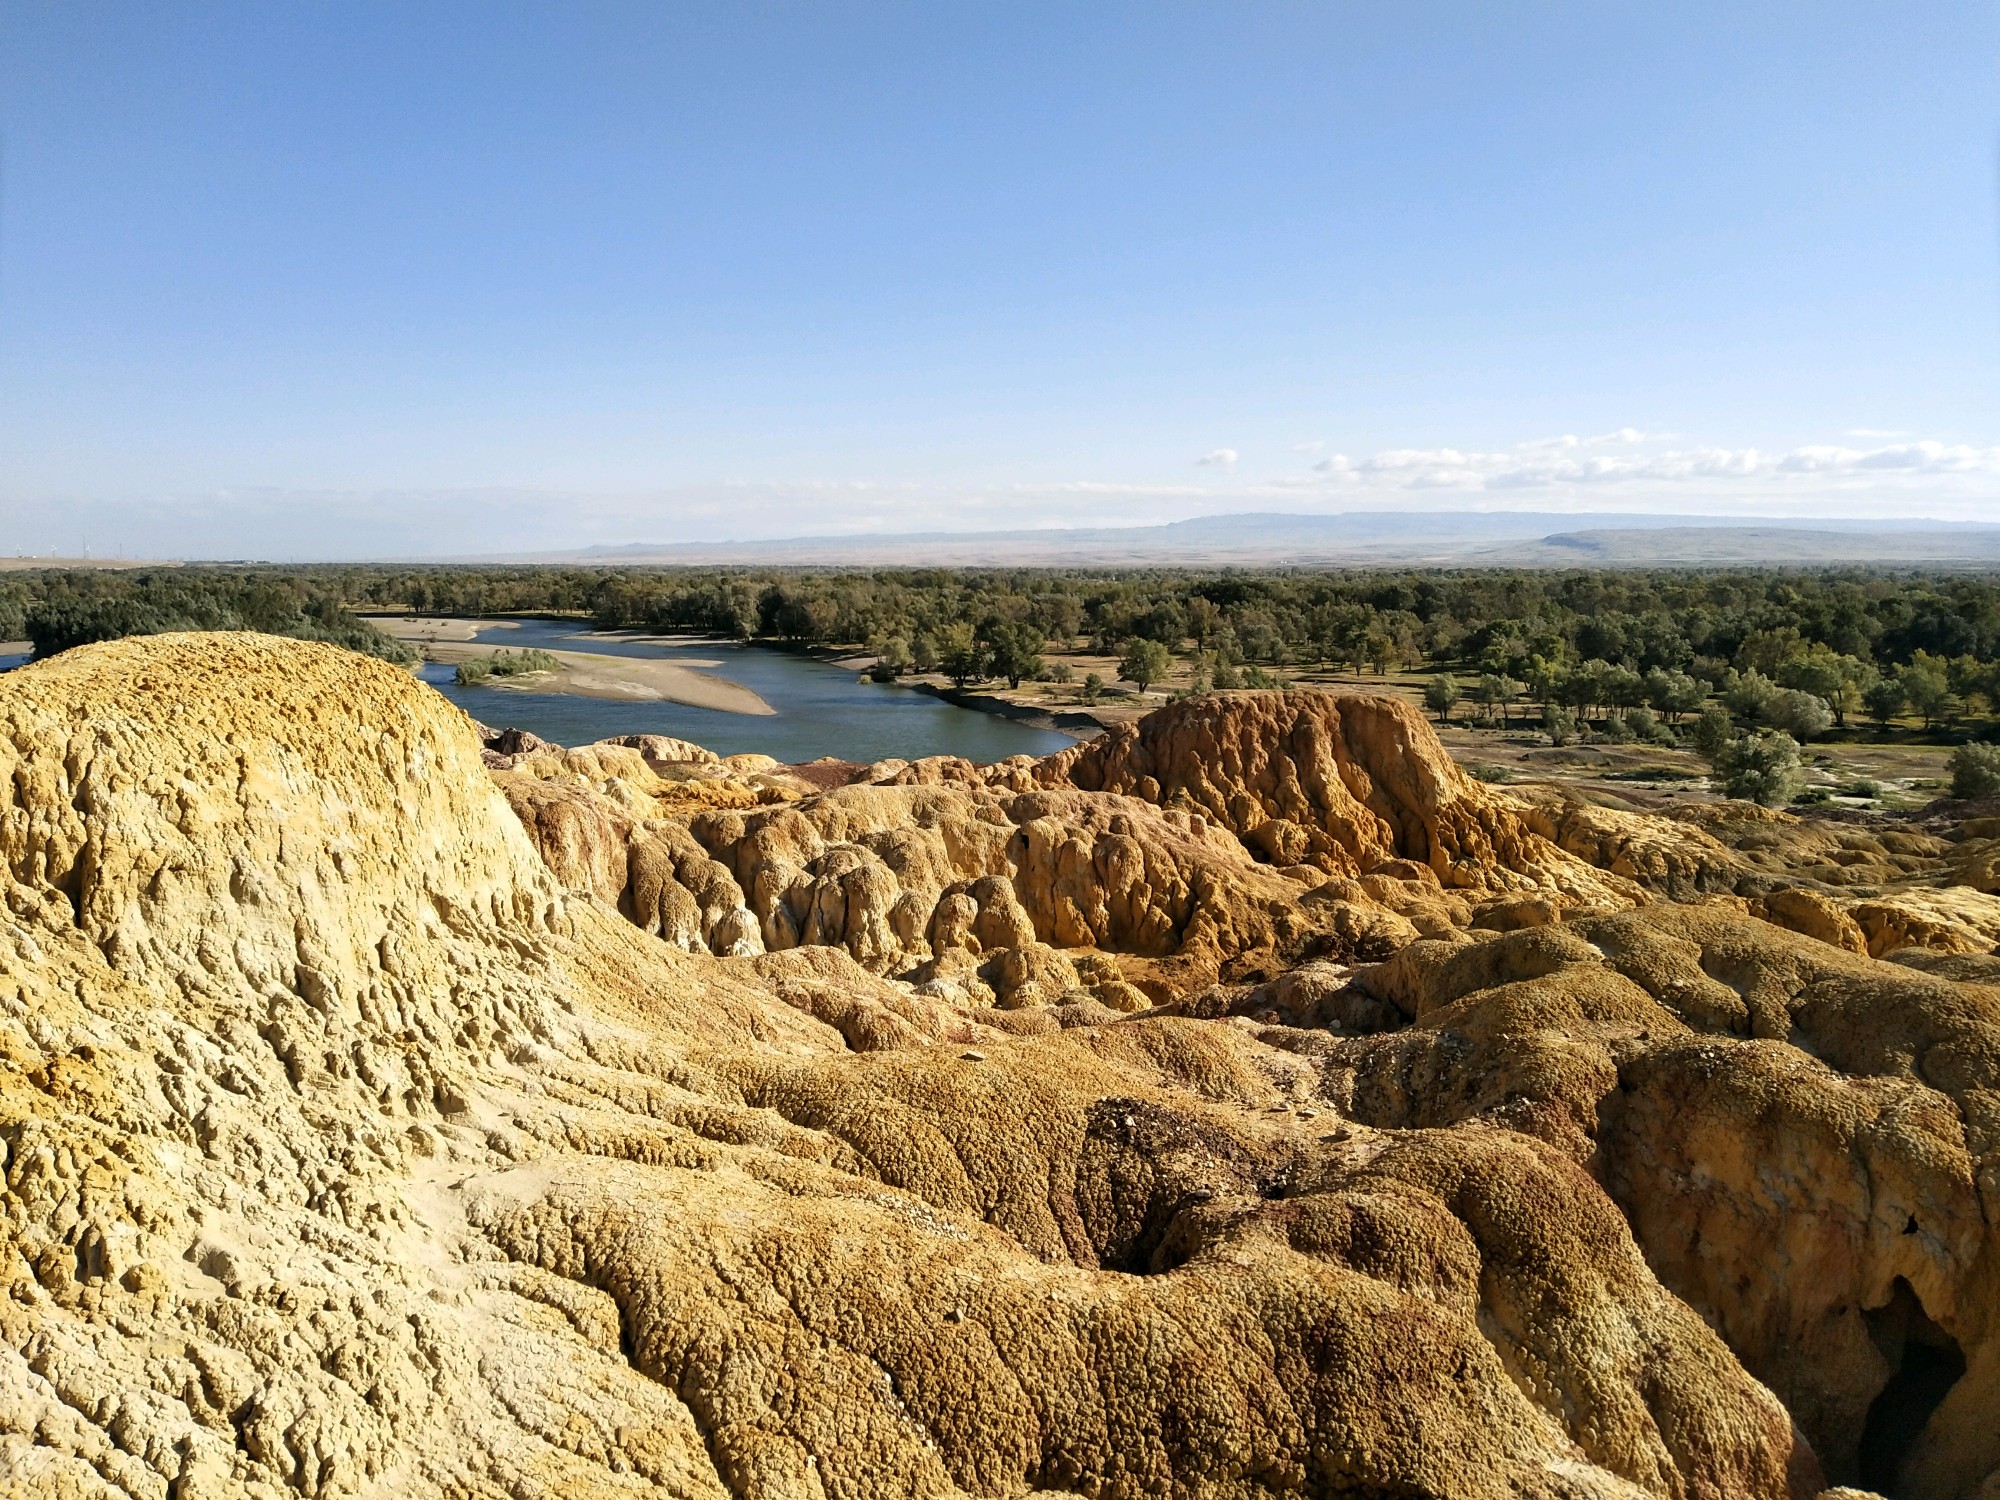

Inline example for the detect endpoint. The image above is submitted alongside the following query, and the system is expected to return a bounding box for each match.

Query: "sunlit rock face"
[0,637,1993,1498]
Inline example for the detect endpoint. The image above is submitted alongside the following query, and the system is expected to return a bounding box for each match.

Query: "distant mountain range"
[499,511,2000,568]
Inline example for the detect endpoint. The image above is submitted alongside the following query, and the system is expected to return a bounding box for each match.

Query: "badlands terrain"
[2,633,1999,1499]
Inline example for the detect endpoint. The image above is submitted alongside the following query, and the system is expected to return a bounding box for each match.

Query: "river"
[421,619,1078,764]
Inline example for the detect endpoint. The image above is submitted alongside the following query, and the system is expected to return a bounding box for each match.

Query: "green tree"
[1715,732,1806,806]
[1118,638,1173,693]
[1949,742,2000,800]
[1862,676,1907,729]
[1722,670,1779,724]
[979,617,1047,689]
[1473,673,1523,725]
[1644,667,1706,723]
[1777,648,1871,727]
[1689,706,1736,762]
[1424,674,1463,724]
[938,623,988,689]
[1766,689,1833,742]
[866,634,913,679]
[1898,656,1957,730]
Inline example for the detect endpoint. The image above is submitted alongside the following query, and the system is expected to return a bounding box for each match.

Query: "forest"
[8,564,2000,783]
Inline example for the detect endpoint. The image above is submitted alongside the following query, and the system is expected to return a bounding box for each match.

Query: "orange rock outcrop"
[0,643,1993,1499]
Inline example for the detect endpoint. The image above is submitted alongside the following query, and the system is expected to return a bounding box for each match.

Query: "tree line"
[8,562,2000,748]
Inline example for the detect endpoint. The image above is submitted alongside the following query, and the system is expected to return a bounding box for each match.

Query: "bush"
[1543,706,1577,747]
[866,634,912,678]
[1595,716,1635,744]
[1715,731,1806,806]
[1722,670,1779,723]
[1766,689,1834,742]
[456,648,558,685]
[1625,707,1670,744]
[1949,742,2000,800]
[1689,706,1735,761]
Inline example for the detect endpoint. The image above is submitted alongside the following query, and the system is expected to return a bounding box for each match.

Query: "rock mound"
[0,638,1992,1498]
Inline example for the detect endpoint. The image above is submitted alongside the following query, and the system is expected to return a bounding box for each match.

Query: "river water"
[421,619,1077,764]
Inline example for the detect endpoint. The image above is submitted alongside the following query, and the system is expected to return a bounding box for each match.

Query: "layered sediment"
[0,633,1994,1499]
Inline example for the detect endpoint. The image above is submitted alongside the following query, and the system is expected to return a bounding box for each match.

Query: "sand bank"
[428,642,774,716]
[371,616,522,644]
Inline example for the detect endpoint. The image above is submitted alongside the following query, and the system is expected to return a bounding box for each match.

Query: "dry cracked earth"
[3,633,2000,1500]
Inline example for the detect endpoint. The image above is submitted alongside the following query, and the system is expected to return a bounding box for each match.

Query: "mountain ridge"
[474,510,2000,568]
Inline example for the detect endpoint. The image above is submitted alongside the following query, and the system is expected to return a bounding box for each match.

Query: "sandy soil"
[428,642,774,716]
[0,641,29,656]
[371,616,523,644]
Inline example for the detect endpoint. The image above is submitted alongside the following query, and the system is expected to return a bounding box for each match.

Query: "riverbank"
[904,682,1107,737]
[425,642,775,715]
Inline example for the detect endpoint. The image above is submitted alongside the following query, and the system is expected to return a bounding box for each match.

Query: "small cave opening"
[1857,1277,1965,1496]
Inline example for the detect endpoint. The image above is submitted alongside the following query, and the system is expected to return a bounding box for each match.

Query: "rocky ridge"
[0,633,1994,1498]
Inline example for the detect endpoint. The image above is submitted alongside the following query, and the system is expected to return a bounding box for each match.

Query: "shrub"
[1595,716,1635,744]
[455,648,558,685]
[1949,742,2000,800]
[1715,731,1805,806]
[1625,707,1669,744]
[1766,689,1834,742]
[1689,706,1736,761]
[1543,706,1577,747]
[1722,670,1779,723]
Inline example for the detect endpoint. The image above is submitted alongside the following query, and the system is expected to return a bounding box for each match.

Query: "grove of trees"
[9,564,2000,780]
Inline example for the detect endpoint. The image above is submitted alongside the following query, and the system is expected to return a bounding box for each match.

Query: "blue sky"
[1,2,1997,558]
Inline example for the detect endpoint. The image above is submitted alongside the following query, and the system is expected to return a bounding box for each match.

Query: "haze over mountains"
[506,511,2000,569]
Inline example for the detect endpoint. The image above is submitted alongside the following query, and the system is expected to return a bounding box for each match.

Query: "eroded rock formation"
[0,636,1994,1498]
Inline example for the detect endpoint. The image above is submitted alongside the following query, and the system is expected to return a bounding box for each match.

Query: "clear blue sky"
[2,3,1996,557]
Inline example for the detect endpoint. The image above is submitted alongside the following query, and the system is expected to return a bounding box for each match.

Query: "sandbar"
[428,642,774,716]
[371,616,522,644]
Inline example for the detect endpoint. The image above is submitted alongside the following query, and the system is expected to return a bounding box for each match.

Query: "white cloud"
[1289,435,2000,495]
[1292,440,1325,453]
[15,427,1993,560]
